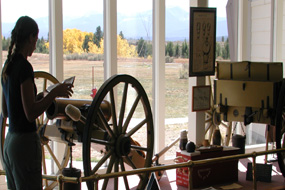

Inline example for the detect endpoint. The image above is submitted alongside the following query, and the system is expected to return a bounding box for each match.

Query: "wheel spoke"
[205,117,212,123]
[119,83,128,133]
[126,118,147,137]
[119,158,130,190]
[130,144,149,152]
[124,155,137,169]
[220,122,229,129]
[92,150,112,174]
[90,138,112,146]
[102,155,116,190]
[45,144,62,170]
[109,89,118,135]
[98,109,115,138]
[205,111,212,117]
[205,123,213,134]
[114,158,119,190]
[124,156,143,180]
[122,94,141,133]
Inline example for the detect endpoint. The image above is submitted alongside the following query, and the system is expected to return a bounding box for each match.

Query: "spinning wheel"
[0,71,70,190]
[205,76,232,146]
[83,74,154,190]
[275,79,285,177]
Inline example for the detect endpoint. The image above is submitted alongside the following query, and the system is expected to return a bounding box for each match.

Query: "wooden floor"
[0,155,284,190]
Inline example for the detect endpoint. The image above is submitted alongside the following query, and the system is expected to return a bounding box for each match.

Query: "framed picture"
[192,85,211,111]
[189,7,216,77]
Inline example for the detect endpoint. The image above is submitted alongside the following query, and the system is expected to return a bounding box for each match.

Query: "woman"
[1,16,73,190]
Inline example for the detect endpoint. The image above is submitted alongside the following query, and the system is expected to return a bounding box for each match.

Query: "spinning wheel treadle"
[0,71,70,190]
[83,74,154,190]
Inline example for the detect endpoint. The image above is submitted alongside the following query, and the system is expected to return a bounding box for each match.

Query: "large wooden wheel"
[83,74,154,190]
[0,71,70,190]
[205,76,232,146]
[275,79,285,177]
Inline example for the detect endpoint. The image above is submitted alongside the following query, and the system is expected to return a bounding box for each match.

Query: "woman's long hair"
[1,16,39,82]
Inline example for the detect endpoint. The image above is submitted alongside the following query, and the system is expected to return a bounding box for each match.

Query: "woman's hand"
[21,78,74,122]
[51,83,74,98]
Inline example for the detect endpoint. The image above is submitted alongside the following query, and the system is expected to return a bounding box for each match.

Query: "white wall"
[250,0,272,61]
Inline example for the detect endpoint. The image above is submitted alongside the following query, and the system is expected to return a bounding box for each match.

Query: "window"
[62,0,104,100]
[165,0,189,158]
[2,0,49,71]
[117,0,153,101]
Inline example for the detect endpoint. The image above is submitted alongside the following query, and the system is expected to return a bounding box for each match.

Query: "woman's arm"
[21,78,73,122]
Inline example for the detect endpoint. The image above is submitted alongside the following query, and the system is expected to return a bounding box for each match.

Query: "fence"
[0,148,284,190]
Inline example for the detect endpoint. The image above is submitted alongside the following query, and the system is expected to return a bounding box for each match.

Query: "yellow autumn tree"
[63,29,91,54]
[88,35,137,57]
[46,29,137,57]
[117,35,137,57]
[88,39,104,54]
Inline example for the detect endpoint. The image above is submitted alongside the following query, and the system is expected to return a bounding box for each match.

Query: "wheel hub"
[115,135,131,157]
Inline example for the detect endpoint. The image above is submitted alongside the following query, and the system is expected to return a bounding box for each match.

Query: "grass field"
[20,52,189,119]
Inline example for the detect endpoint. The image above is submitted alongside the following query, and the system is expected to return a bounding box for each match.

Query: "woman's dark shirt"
[1,53,37,133]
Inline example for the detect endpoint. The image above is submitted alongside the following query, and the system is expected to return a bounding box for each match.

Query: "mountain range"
[2,7,228,41]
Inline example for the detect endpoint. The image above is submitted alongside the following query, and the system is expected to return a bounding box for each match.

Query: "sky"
[1,0,228,23]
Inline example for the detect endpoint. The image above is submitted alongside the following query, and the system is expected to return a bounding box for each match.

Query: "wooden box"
[176,147,239,188]
[214,80,279,108]
[213,79,280,123]
[217,61,283,82]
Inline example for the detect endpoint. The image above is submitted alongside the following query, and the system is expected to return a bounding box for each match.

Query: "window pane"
[117,0,153,115]
[61,2,104,187]
[62,0,104,100]
[165,0,189,158]
[2,0,49,71]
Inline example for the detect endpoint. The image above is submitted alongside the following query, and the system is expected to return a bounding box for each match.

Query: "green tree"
[35,37,49,54]
[146,43,152,57]
[166,41,174,57]
[93,26,103,48]
[181,39,188,58]
[174,43,180,58]
[119,31,125,39]
[216,42,221,58]
[83,34,92,52]
[222,38,230,59]
[137,37,147,57]
[2,37,11,51]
